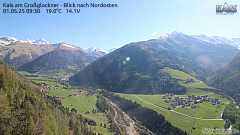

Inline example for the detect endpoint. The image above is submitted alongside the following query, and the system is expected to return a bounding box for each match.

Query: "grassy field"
[119,93,226,135]
[63,93,98,113]
[91,126,112,135]
[45,89,76,97]
[19,69,74,77]
[119,93,195,133]
[136,95,172,108]
[19,71,69,88]
[184,87,212,96]
[128,68,230,134]
[118,69,229,135]
[192,120,225,135]
[45,89,97,113]
[175,102,226,119]
[32,80,66,88]
[45,89,113,135]
[21,68,229,135]
[162,67,216,91]
[20,71,113,134]
[162,67,199,81]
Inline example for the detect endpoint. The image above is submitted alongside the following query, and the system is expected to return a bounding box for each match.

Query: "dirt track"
[107,99,139,135]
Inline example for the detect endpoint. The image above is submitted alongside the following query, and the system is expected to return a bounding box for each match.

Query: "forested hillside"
[208,52,240,104]
[70,32,239,94]
[70,44,188,94]
[222,102,240,130]
[0,59,100,134]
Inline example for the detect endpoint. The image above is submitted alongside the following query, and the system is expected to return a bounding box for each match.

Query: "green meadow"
[175,102,227,119]
[117,68,229,135]
[119,93,226,135]
[20,68,230,135]
[45,89,113,135]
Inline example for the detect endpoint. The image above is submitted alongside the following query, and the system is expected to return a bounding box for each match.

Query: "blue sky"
[0,0,240,51]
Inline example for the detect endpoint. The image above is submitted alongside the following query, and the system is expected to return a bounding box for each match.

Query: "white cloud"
[152,31,157,36]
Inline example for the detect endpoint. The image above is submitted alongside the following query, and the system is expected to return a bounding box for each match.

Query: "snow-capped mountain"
[232,38,240,42]
[25,39,35,44]
[84,47,118,57]
[84,47,109,57]
[0,37,50,45]
[84,47,99,53]
[191,34,240,49]
[158,31,183,38]
[0,37,19,45]
[22,38,49,45]
[212,36,240,49]
[157,31,192,42]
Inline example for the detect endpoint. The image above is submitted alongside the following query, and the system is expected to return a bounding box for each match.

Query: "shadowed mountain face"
[69,32,239,94]
[18,49,97,74]
[70,43,188,94]
[207,52,240,95]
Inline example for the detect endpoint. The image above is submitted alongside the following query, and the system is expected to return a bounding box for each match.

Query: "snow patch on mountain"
[191,34,223,44]
[157,32,240,50]
[62,43,76,49]
[212,36,240,49]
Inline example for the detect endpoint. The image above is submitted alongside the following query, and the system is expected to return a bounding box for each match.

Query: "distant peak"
[84,47,109,54]
[2,36,19,41]
[0,37,50,46]
[157,31,187,39]
[0,37,20,45]
[34,38,49,45]
[170,31,183,35]
[168,31,187,37]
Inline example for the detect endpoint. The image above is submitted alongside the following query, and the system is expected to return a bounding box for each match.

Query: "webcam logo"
[216,2,237,14]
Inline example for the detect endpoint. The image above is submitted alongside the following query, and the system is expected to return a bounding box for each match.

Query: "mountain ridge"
[190,34,240,49]
[0,41,84,69]
[18,49,97,74]
[0,36,50,45]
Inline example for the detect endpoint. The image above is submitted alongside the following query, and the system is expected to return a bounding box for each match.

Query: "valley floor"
[19,70,232,135]
[134,95,224,120]
[119,93,227,135]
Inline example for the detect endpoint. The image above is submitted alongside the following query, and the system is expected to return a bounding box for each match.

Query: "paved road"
[134,95,223,121]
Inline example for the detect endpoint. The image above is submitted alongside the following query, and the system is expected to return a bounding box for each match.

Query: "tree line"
[96,95,124,135]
